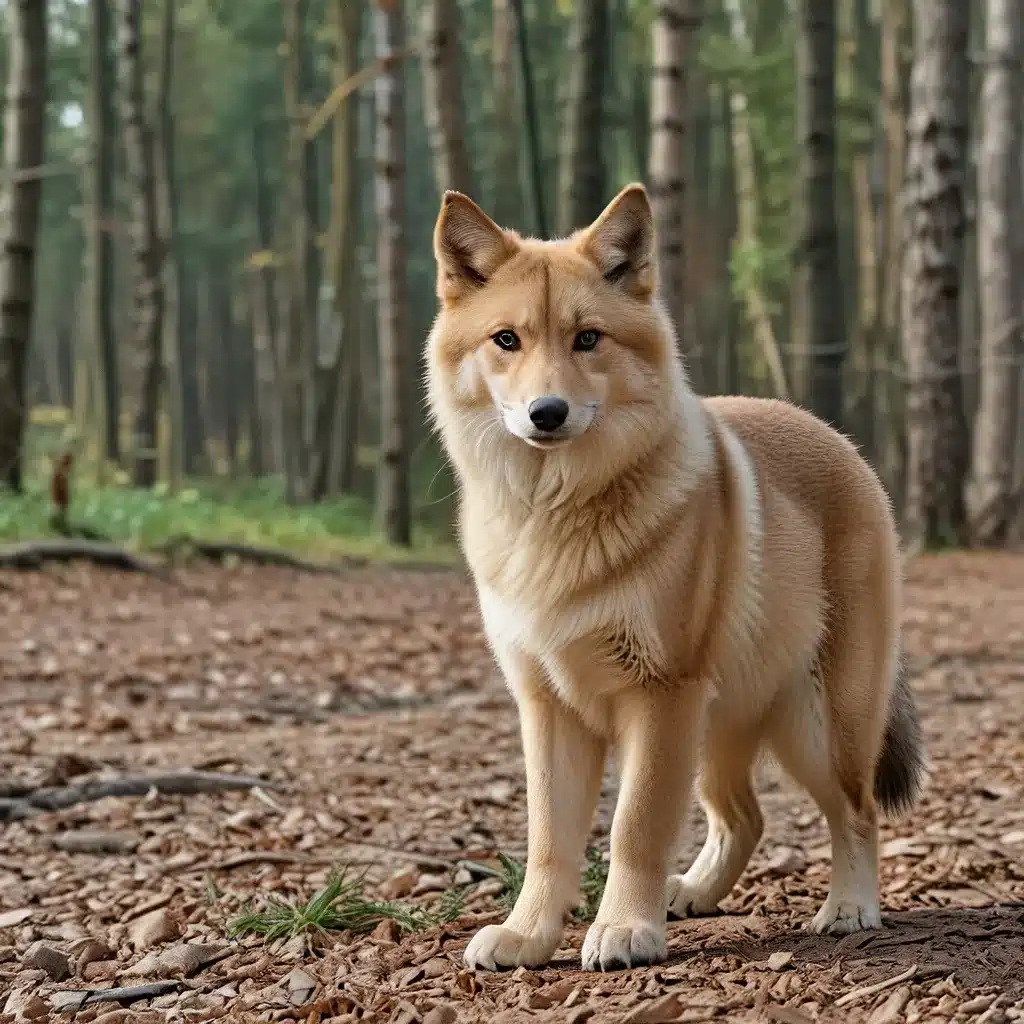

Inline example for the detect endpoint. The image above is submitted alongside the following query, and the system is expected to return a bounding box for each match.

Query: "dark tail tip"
[874,655,925,817]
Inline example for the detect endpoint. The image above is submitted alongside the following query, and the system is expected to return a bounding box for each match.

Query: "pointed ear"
[433,191,516,303]
[578,184,656,297]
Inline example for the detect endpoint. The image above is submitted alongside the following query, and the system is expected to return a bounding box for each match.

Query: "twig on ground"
[0,539,169,579]
[0,770,282,821]
[181,851,336,874]
[834,964,918,1008]
[157,536,359,573]
[55,981,182,1012]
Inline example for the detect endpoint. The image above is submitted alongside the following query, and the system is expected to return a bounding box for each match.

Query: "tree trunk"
[509,0,548,237]
[118,0,165,488]
[311,0,363,502]
[491,0,524,228]
[722,0,788,399]
[251,119,285,478]
[374,0,412,546]
[178,265,205,475]
[421,0,473,196]
[281,0,312,503]
[0,0,47,492]
[791,0,844,427]
[155,0,183,489]
[966,0,1022,546]
[901,0,971,550]
[649,0,701,387]
[877,0,910,502]
[558,0,609,235]
[87,0,118,467]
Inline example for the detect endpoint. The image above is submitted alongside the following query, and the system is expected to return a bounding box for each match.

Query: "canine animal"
[425,183,923,973]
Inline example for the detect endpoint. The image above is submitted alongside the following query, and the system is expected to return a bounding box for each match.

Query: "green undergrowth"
[0,477,458,566]
[227,867,467,942]
[227,850,609,944]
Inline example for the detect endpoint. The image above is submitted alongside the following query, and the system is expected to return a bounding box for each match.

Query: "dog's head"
[426,184,686,481]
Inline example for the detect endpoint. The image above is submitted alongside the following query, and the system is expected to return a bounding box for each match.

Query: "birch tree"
[422,0,473,196]
[966,0,1022,545]
[648,0,701,385]
[901,0,970,549]
[491,0,524,229]
[118,0,166,488]
[558,0,609,235]
[375,0,412,546]
[792,0,845,426]
[87,0,118,466]
[0,0,47,492]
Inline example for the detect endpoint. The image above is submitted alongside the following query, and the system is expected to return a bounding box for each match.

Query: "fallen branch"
[54,980,181,1012]
[834,964,918,1008]
[157,536,359,574]
[0,771,282,821]
[0,539,168,579]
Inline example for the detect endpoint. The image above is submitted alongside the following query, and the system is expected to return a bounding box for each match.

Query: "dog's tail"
[873,652,924,817]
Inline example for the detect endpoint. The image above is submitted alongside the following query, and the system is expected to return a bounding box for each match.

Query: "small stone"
[372,917,402,943]
[51,991,90,1014]
[128,908,181,951]
[413,872,448,896]
[82,959,119,982]
[471,878,505,900]
[284,966,317,1005]
[72,937,115,971]
[124,941,224,979]
[0,907,33,928]
[52,830,140,855]
[23,940,71,981]
[422,957,451,979]
[380,866,419,900]
[452,867,473,887]
[767,951,794,971]
[16,993,49,1020]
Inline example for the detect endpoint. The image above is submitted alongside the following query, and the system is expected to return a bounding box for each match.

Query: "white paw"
[581,920,666,972]
[807,898,882,935]
[463,924,560,971]
[666,874,721,918]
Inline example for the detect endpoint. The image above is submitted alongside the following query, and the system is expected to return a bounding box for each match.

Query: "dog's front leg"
[582,684,704,972]
[464,659,606,971]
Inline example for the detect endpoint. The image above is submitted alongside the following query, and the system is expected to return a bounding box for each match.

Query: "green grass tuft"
[574,846,609,922]
[496,851,526,912]
[227,868,431,942]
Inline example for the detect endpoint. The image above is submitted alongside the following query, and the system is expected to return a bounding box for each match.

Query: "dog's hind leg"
[667,704,763,917]
[767,647,890,935]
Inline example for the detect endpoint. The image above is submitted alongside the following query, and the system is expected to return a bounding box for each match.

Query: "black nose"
[528,396,570,432]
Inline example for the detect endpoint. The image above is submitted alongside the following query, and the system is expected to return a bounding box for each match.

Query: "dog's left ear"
[578,184,656,298]
[434,192,516,304]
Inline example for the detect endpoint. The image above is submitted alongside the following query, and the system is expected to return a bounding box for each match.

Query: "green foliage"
[0,475,457,563]
[574,846,609,923]
[228,868,430,942]
[497,851,526,912]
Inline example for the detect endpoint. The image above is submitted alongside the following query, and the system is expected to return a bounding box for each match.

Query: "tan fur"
[425,185,913,972]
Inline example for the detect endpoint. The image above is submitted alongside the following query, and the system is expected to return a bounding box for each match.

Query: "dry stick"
[0,771,282,821]
[833,964,918,1008]
[157,536,360,573]
[0,539,169,579]
[56,981,182,1012]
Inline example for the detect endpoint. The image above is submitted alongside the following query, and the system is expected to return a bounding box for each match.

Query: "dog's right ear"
[433,192,515,303]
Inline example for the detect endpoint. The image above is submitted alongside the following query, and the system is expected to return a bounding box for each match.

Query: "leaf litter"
[0,554,1022,1022]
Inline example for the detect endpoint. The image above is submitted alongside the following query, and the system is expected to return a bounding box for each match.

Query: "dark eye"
[573,329,600,352]
[492,329,520,352]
